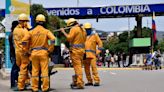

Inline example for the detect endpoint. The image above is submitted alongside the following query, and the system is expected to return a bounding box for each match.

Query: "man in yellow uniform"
[83,23,103,86]
[13,13,30,91]
[60,18,86,89]
[22,14,55,92]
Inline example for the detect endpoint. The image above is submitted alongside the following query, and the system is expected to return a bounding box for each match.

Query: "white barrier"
[131,54,144,66]
[131,53,164,66]
[159,53,164,66]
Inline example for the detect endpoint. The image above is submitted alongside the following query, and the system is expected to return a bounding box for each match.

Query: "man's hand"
[60,28,65,33]
[60,28,68,37]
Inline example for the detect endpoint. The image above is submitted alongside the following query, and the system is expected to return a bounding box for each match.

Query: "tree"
[157,39,164,52]
[48,15,60,30]
[48,15,66,31]
[131,26,152,38]
[119,31,128,42]
[141,27,152,37]
[118,31,129,54]
[103,26,154,54]
[48,15,67,44]
[104,36,119,53]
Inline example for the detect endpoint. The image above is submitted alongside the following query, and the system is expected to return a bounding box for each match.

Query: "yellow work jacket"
[66,25,86,54]
[22,25,55,55]
[13,24,29,52]
[85,33,103,59]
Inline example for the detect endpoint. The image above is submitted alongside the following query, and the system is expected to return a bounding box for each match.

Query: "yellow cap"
[66,18,77,26]
[83,22,92,29]
[35,14,46,22]
[18,13,29,21]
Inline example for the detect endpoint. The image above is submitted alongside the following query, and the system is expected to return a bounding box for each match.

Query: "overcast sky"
[0,0,164,31]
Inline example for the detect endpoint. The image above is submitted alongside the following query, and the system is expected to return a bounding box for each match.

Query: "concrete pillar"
[138,54,144,66]
[135,15,142,38]
[136,54,140,64]
[132,54,137,65]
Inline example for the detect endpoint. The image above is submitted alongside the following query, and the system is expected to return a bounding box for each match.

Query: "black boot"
[85,83,93,86]
[93,83,100,86]
[70,83,84,89]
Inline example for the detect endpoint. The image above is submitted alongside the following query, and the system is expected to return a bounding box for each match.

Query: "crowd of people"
[61,49,129,68]
[61,48,163,70]
[9,13,104,91]
[143,50,162,70]
[103,50,128,68]
[97,50,162,69]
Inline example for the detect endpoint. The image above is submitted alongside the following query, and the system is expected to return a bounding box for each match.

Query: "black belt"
[70,44,84,48]
[31,47,48,51]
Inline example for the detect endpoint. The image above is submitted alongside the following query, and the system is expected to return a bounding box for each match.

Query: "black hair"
[36,21,46,28]
[11,21,19,32]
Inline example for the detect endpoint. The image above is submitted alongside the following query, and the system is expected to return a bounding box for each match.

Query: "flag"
[152,12,157,43]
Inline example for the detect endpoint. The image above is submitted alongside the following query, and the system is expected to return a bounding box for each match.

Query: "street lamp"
[77,0,79,7]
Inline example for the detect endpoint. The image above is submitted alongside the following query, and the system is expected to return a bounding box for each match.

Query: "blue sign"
[46,4,164,18]
[0,9,5,17]
[5,0,12,69]
[5,32,12,69]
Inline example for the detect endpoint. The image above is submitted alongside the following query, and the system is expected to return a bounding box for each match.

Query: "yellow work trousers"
[31,53,49,91]
[84,58,100,83]
[71,52,84,87]
[16,51,29,90]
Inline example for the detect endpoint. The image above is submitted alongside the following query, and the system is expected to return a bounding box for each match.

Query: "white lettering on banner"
[118,6,125,14]
[106,7,113,14]
[87,9,93,15]
[100,7,106,14]
[113,6,118,14]
[125,6,133,13]
[135,5,140,13]
[47,8,80,16]
[100,5,151,14]
[143,5,150,12]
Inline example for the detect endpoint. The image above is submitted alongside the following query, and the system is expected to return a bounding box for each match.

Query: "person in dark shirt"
[153,50,162,70]
[122,53,127,67]
[62,47,71,67]
[9,21,20,89]
[116,53,121,68]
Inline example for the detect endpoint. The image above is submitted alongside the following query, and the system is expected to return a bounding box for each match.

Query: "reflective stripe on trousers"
[85,50,96,54]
